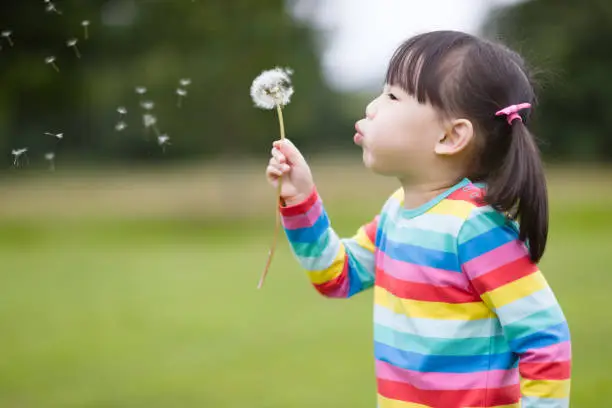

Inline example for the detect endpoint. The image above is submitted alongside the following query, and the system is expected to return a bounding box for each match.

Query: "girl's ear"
[435,118,474,156]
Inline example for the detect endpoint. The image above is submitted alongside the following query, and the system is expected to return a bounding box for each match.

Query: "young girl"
[265,30,571,408]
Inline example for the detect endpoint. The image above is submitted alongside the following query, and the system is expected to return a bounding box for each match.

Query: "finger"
[270,147,286,163]
[273,138,304,165]
[269,157,291,172]
[266,165,282,179]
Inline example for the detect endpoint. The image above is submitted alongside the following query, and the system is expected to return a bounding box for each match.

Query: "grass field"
[0,161,611,407]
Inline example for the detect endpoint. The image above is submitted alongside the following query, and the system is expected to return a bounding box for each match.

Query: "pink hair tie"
[495,103,532,125]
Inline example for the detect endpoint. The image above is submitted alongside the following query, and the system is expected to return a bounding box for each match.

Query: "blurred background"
[0,0,611,407]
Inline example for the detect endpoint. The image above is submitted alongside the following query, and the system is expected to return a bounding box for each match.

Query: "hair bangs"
[385,35,448,108]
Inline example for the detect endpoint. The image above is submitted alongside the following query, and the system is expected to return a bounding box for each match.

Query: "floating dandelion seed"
[140,100,154,110]
[117,106,127,117]
[176,88,187,108]
[1,30,13,47]
[11,148,28,167]
[143,113,160,136]
[143,114,156,127]
[45,56,59,72]
[44,152,55,171]
[135,86,147,95]
[44,132,63,139]
[115,121,127,132]
[179,78,191,87]
[45,2,62,15]
[250,66,295,289]
[66,38,81,58]
[81,20,90,40]
[157,134,170,153]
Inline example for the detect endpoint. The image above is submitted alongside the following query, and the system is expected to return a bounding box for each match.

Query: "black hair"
[386,30,548,263]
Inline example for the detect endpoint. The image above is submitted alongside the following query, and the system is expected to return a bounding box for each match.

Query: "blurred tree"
[0,0,356,168]
[483,0,612,162]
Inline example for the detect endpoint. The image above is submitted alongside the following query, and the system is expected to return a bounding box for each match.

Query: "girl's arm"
[280,187,378,298]
[458,208,571,408]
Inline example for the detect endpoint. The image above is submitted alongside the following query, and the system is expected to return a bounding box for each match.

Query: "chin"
[363,154,395,176]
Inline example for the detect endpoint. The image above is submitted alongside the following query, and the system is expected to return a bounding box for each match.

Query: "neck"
[399,177,464,210]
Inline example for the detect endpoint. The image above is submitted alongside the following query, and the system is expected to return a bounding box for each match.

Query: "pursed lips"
[354,121,365,146]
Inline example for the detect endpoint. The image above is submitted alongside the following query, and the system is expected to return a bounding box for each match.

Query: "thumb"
[275,138,305,165]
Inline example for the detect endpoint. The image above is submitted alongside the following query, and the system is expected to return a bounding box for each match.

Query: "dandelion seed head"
[115,121,127,131]
[179,78,191,87]
[45,56,56,64]
[1,30,11,37]
[135,87,147,95]
[12,148,27,156]
[67,38,78,46]
[158,134,170,145]
[81,20,90,27]
[143,114,157,128]
[250,67,294,110]
[45,3,56,12]
[45,152,55,160]
[176,88,187,97]
[117,106,127,114]
[140,101,154,110]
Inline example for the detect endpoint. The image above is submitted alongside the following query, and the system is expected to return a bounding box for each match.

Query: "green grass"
[0,165,611,407]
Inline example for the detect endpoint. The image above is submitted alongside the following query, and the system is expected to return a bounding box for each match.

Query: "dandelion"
[66,38,81,58]
[250,66,294,289]
[250,67,294,110]
[44,132,63,139]
[176,88,187,108]
[11,148,28,167]
[179,78,191,87]
[44,152,55,171]
[1,30,13,47]
[157,134,170,153]
[45,56,59,72]
[135,86,147,95]
[117,106,127,117]
[81,20,90,40]
[115,121,127,132]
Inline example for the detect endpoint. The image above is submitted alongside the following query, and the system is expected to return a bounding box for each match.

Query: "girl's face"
[354,84,446,178]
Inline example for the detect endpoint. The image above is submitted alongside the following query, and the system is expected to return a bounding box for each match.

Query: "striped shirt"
[280,178,571,408]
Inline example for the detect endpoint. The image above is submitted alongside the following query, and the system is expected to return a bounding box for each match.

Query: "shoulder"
[450,186,524,263]
[439,182,518,241]
[379,187,404,215]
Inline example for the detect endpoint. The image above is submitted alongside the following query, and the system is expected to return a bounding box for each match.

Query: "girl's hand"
[266,139,315,206]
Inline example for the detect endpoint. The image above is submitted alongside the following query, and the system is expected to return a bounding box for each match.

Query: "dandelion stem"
[84,26,89,40]
[177,95,182,108]
[6,37,13,47]
[72,45,81,58]
[257,103,286,289]
[276,104,286,140]
[51,62,59,72]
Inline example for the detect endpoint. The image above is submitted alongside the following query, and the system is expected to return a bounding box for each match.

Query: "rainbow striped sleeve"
[279,188,378,298]
[458,207,572,408]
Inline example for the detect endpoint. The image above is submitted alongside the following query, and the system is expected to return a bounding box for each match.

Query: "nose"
[365,96,378,119]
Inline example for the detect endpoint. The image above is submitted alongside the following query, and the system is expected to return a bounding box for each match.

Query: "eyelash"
[386,93,398,101]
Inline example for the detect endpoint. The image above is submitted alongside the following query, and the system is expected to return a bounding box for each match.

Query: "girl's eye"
[387,93,398,101]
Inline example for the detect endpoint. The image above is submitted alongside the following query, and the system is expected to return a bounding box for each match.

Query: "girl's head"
[355,30,548,262]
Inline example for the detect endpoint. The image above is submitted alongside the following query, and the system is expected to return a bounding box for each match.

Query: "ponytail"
[484,121,549,263]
